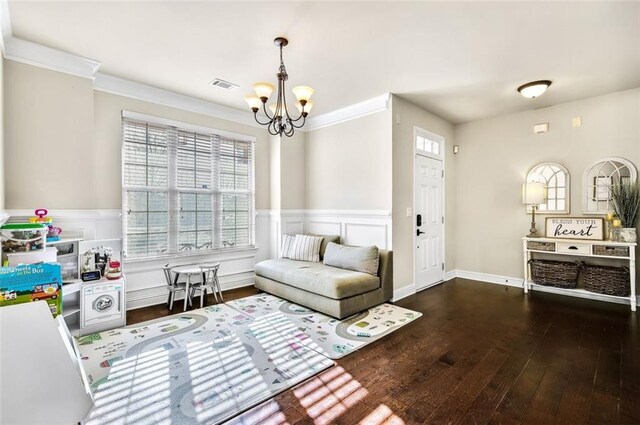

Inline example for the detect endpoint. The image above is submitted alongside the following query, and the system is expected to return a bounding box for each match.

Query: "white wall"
[2,60,276,309]
[391,95,456,294]
[5,61,95,209]
[281,131,306,210]
[454,88,640,286]
[305,109,393,210]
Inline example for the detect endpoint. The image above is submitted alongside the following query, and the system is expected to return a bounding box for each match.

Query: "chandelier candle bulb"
[295,100,313,114]
[253,82,275,100]
[245,95,262,111]
[292,86,314,102]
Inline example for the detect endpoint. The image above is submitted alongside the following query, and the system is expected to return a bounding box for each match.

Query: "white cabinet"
[522,236,637,311]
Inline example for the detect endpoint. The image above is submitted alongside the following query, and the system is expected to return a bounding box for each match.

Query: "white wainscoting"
[4,209,271,310]
[290,209,392,250]
[4,209,393,310]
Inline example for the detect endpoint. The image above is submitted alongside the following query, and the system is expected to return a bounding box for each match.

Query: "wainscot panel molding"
[125,254,258,310]
[262,208,392,254]
[4,209,269,310]
[4,37,101,80]
[4,209,122,240]
[306,93,391,131]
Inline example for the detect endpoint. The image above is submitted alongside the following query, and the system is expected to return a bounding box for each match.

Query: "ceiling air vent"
[209,79,239,91]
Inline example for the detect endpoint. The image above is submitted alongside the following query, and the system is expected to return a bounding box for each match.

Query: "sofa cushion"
[280,234,295,258]
[323,242,379,275]
[288,234,323,262]
[310,234,341,260]
[255,259,380,300]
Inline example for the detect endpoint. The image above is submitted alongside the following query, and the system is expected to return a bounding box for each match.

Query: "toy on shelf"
[105,261,122,280]
[29,209,62,242]
[1,223,48,265]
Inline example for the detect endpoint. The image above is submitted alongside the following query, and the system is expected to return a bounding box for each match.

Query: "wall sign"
[545,217,605,240]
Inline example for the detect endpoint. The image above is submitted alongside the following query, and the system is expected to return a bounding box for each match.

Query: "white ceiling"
[8,1,640,124]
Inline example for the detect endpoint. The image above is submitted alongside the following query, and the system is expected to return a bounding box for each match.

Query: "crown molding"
[0,1,11,55]
[306,93,390,131]
[4,37,101,80]
[0,2,386,132]
[95,72,262,129]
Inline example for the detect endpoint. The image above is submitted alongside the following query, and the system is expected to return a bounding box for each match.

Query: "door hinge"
[442,170,444,178]
[442,216,444,224]
[442,263,445,271]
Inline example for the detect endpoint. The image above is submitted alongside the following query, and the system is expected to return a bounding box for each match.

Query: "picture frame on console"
[545,217,605,240]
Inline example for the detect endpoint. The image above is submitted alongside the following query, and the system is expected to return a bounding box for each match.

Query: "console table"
[522,236,637,311]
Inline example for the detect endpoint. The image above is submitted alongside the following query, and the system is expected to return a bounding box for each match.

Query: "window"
[415,128,443,158]
[526,162,570,214]
[122,115,255,259]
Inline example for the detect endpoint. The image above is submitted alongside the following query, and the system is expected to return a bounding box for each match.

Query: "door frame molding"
[413,126,446,292]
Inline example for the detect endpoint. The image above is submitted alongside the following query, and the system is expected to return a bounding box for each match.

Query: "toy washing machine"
[80,277,126,336]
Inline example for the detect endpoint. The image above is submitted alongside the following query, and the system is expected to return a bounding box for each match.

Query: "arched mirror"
[583,157,637,214]
[526,162,570,214]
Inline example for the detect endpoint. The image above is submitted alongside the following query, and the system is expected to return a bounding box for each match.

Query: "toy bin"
[1,224,48,265]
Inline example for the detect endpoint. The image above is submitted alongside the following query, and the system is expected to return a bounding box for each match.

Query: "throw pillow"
[280,234,295,258]
[323,242,379,275]
[288,234,323,262]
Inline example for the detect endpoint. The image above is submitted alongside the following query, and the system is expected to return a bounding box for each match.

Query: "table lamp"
[522,182,546,237]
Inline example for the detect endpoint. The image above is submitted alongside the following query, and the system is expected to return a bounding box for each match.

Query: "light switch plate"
[406,207,412,217]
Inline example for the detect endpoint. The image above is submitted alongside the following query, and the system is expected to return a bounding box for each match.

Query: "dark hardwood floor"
[127,279,640,425]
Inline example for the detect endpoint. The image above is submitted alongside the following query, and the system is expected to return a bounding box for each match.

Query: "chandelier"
[244,37,314,137]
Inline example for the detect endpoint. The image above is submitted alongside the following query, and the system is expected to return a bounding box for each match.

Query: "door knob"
[417,229,425,236]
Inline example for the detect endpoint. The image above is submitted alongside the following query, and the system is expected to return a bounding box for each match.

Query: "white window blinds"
[122,117,255,259]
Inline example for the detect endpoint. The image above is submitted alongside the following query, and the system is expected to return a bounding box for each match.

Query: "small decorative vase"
[618,228,637,243]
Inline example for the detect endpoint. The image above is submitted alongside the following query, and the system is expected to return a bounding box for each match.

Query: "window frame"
[121,111,256,261]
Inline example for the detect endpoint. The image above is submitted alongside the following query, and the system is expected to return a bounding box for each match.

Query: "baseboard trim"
[450,269,639,307]
[454,270,523,288]
[392,285,415,302]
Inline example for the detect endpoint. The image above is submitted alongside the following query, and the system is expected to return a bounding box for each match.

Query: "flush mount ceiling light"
[245,37,314,137]
[517,80,552,99]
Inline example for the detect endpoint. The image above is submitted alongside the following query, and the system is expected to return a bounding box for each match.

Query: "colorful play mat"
[78,295,421,424]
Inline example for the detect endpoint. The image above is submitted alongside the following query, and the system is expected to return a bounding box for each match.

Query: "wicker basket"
[592,245,630,257]
[582,264,630,296]
[528,259,581,288]
[527,241,556,252]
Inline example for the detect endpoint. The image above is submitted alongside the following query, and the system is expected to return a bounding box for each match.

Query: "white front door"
[415,154,444,290]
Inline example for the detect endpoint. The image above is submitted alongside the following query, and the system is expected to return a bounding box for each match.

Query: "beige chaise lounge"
[254,235,393,319]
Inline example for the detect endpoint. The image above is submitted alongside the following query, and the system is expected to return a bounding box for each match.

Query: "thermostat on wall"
[533,123,549,134]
